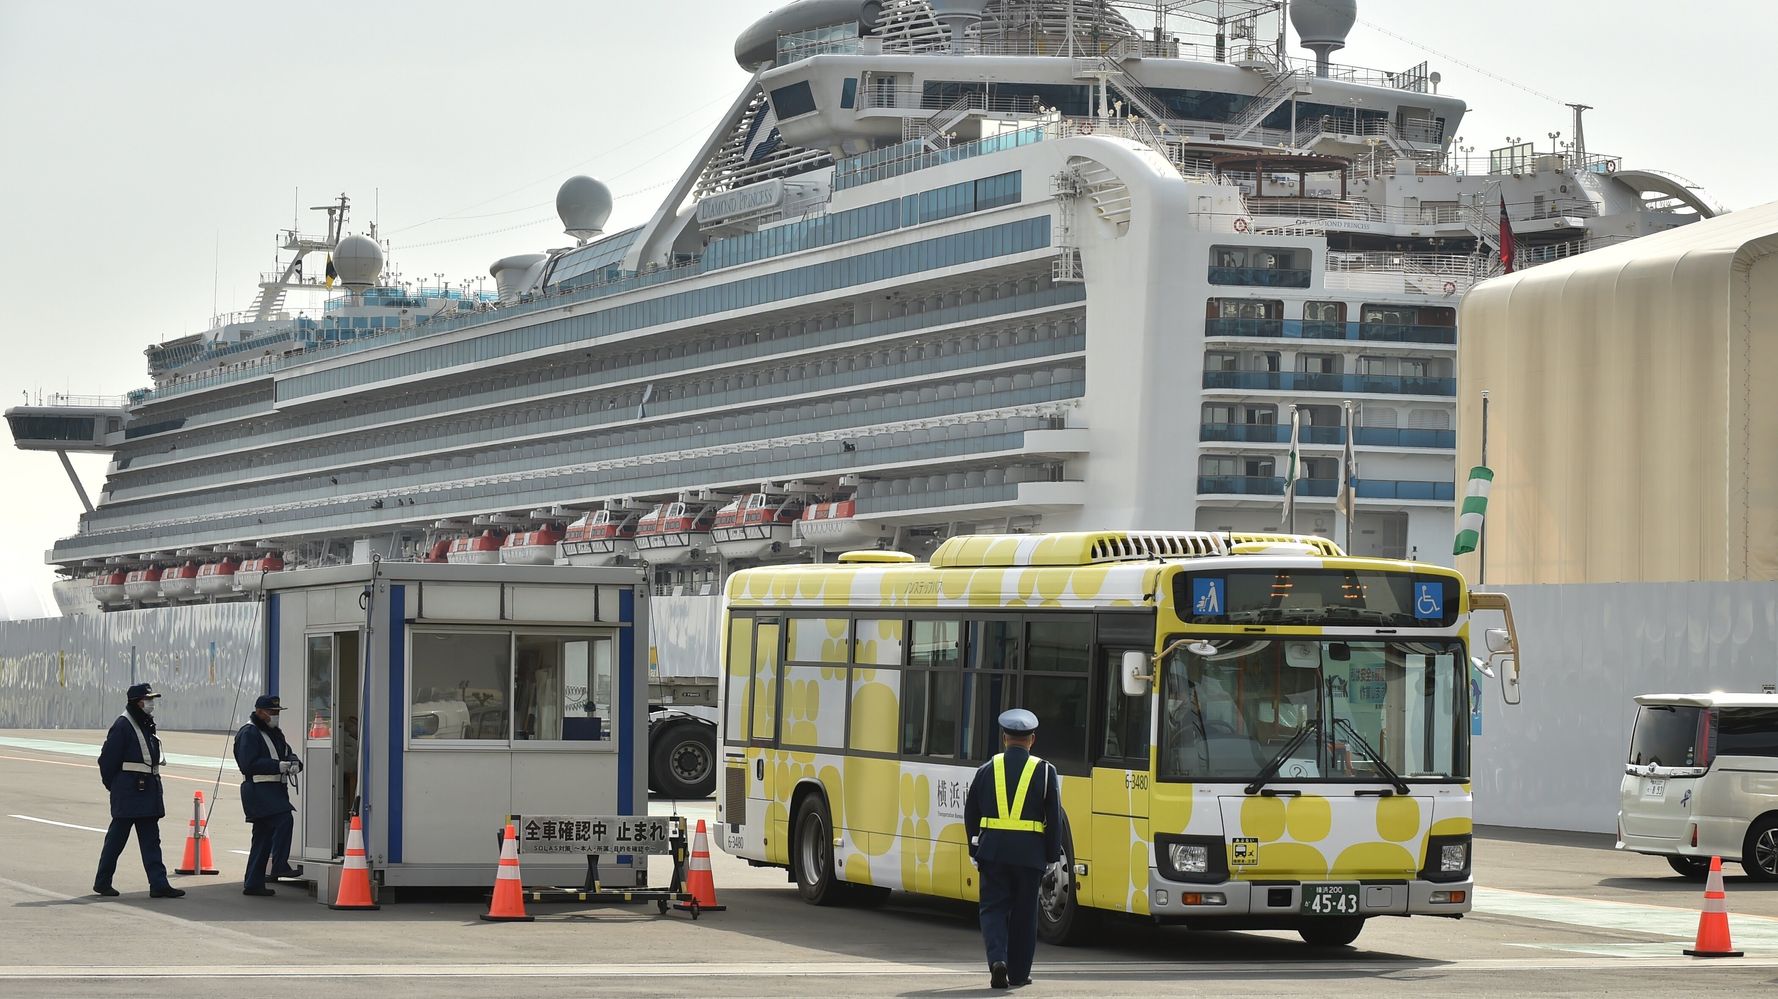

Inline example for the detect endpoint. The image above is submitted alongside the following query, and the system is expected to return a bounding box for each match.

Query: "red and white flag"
[1498,194,1517,274]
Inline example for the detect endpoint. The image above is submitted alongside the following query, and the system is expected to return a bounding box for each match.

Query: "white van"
[1617,693,1778,881]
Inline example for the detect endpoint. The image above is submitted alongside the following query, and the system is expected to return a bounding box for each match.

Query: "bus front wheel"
[1037,819,1095,946]
[1298,917,1365,948]
[792,795,845,906]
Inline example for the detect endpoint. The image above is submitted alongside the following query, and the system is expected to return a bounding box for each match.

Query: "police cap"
[998,708,1039,735]
[126,683,161,702]
[254,694,284,713]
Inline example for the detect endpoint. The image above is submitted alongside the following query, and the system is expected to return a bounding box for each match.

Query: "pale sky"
[1,0,1770,618]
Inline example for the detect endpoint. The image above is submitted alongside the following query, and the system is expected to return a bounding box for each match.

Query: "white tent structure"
[1455,203,1778,832]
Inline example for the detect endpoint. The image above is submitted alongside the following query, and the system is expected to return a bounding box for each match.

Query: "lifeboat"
[446,529,505,565]
[795,499,895,552]
[160,562,200,601]
[235,555,285,591]
[634,501,715,565]
[92,571,129,608]
[421,538,453,563]
[195,559,240,597]
[500,523,564,566]
[560,509,637,566]
[123,567,163,603]
[712,493,803,561]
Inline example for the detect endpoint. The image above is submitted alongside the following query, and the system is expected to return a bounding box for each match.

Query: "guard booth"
[261,561,649,899]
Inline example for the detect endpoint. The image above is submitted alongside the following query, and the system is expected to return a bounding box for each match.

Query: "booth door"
[301,630,362,862]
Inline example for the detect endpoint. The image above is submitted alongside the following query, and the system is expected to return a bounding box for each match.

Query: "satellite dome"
[332,234,384,291]
[1290,0,1357,76]
[556,175,612,244]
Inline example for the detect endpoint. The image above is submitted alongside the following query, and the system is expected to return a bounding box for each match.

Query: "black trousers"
[95,816,170,891]
[978,861,1043,981]
[244,812,294,890]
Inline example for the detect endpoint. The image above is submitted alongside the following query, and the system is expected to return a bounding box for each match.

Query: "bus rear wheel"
[792,795,846,906]
[1298,917,1366,948]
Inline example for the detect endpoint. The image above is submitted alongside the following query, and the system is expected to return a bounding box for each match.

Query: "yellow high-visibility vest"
[980,753,1047,833]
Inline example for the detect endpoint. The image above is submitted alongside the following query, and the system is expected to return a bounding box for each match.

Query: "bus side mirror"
[1498,656,1520,705]
[1485,628,1513,655]
[1120,650,1152,698]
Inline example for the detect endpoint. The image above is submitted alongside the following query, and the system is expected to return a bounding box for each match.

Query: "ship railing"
[860,87,1043,117]
[31,393,130,409]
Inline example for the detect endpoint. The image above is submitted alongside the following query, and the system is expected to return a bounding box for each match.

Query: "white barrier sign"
[516,815,672,856]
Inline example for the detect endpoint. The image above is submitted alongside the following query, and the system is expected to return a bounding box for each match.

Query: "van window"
[1717,709,1778,758]
[1628,704,1702,767]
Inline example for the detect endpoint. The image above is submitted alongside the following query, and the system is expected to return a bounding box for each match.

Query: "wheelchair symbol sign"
[1413,582,1443,620]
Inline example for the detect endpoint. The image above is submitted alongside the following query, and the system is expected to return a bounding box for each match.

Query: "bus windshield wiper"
[1330,716,1410,795]
[1245,720,1320,795]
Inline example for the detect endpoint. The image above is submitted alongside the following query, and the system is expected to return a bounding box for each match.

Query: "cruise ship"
[7,0,1718,614]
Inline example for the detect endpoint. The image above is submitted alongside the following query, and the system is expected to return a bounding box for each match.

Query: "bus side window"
[1099,649,1151,763]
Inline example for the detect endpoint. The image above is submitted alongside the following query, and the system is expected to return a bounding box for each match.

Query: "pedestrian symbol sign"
[1192,578,1225,616]
[1413,582,1443,620]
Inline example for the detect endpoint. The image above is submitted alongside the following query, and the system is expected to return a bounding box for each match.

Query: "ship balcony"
[1204,319,1455,346]
[1199,423,1454,450]
[1196,476,1455,504]
[1202,370,1456,398]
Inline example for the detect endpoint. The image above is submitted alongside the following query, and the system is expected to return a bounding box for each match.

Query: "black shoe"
[242,886,276,897]
[148,886,185,898]
[271,865,304,881]
[990,961,1009,990]
[1013,979,1033,988]
[92,885,119,898]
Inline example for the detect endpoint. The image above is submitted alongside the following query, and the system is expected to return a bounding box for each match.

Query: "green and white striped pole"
[1453,466,1493,557]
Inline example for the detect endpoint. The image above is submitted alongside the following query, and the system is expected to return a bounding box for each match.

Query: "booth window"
[306,636,333,739]
[515,634,613,742]
[410,632,511,741]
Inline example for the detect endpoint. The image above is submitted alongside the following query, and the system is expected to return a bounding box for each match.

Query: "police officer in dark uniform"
[964,708,1064,990]
[235,694,304,896]
[93,683,184,898]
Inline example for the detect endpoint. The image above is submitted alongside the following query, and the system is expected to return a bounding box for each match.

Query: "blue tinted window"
[770,81,817,119]
[840,78,858,110]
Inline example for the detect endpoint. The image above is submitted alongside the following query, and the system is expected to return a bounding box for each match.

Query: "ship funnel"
[928,0,987,51]
[332,234,384,291]
[1290,0,1357,77]
[556,175,612,245]
[489,254,549,304]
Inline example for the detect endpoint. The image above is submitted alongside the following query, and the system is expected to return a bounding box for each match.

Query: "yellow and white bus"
[716,531,1520,947]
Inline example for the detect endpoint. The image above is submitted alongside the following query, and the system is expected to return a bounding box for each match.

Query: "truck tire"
[650,722,716,799]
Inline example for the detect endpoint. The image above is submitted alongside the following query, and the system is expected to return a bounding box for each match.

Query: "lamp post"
[1547,130,1561,154]
[434,272,446,299]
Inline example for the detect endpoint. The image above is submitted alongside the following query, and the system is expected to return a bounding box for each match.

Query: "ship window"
[840,77,858,110]
[770,81,818,120]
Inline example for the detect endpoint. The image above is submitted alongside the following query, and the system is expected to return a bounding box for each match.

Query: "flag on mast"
[324,255,338,289]
[1336,401,1358,519]
[1453,466,1494,555]
[1498,193,1517,274]
[1280,405,1301,530]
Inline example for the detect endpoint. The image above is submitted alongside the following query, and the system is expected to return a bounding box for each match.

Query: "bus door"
[1091,639,1154,913]
[745,619,784,864]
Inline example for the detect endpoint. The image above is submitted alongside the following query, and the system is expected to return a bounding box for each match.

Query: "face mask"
[265,714,280,729]
[140,700,155,716]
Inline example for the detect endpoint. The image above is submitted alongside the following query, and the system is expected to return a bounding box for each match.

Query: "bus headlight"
[1169,843,1209,875]
[1440,842,1469,873]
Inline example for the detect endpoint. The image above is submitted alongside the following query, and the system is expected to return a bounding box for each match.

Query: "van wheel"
[1666,855,1710,881]
[1299,918,1365,947]
[1741,818,1778,882]
[792,795,845,906]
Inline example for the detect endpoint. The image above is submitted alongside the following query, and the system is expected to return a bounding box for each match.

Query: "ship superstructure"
[7,0,1717,613]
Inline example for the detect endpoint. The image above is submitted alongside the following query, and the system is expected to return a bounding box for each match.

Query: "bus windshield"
[1158,638,1467,783]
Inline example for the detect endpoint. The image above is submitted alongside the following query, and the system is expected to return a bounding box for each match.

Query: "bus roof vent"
[930,531,1231,568]
[837,550,916,564]
[1227,533,1345,556]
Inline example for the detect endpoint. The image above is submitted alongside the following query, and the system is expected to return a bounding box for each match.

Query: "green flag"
[1453,466,1493,555]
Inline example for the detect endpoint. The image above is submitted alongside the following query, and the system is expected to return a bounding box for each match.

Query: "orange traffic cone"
[308,711,330,740]
[481,822,533,922]
[675,818,725,913]
[173,791,220,875]
[329,814,379,910]
[1683,855,1743,957]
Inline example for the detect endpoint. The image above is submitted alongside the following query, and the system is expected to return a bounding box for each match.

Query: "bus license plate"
[1302,884,1361,916]
[1643,778,1666,798]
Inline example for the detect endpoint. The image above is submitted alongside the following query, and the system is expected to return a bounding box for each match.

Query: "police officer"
[93,683,184,898]
[964,708,1064,990]
[235,694,304,896]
